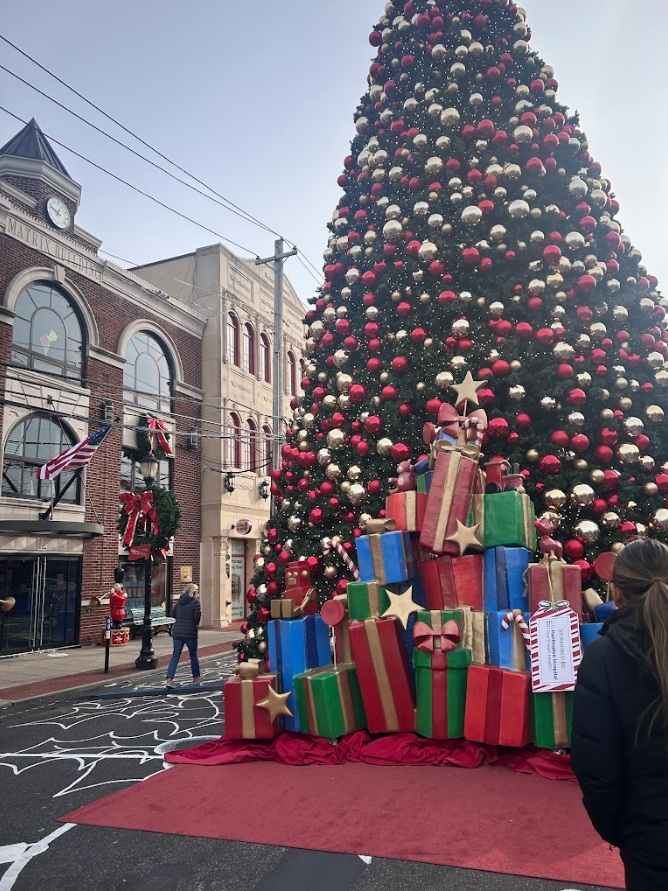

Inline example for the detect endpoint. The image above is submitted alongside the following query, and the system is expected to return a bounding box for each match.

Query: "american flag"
[36,425,112,481]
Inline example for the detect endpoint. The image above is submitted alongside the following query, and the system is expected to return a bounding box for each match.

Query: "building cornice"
[0,156,81,207]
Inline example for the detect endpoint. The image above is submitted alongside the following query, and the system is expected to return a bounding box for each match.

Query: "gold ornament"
[623,417,644,436]
[545,489,567,509]
[381,585,423,629]
[646,405,665,423]
[602,512,621,528]
[570,484,595,506]
[347,465,362,481]
[644,482,659,496]
[326,463,341,480]
[376,437,393,456]
[324,565,338,579]
[256,687,293,723]
[526,449,539,463]
[600,409,614,422]
[258,641,267,654]
[340,481,351,495]
[653,509,668,531]
[574,520,601,544]
[618,443,640,464]
[510,360,522,372]
[590,469,606,484]
[349,483,366,504]
[445,520,483,555]
[327,429,345,450]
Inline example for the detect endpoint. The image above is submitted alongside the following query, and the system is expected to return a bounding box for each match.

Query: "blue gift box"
[483,547,530,612]
[267,615,331,731]
[487,610,531,672]
[580,623,604,650]
[594,601,616,621]
[357,530,415,585]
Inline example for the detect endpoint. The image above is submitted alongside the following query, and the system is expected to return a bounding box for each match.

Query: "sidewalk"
[0,626,243,705]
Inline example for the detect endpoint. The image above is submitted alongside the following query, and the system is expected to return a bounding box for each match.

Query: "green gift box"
[470,492,537,550]
[294,664,367,739]
[531,691,573,749]
[413,609,471,739]
[347,581,391,620]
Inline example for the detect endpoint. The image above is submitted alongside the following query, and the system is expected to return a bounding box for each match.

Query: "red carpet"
[62,758,624,888]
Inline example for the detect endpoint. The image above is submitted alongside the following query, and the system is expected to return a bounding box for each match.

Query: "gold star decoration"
[381,585,423,629]
[445,520,483,555]
[256,687,294,723]
[450,371,488,408]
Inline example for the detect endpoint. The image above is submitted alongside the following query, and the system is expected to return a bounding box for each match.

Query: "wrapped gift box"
[488,610,531,672]
[413,609,471,739]
[416,471,433,494]
[483,547,531,612]
[532,691,573,749]
[580,623,603,651]
[528,560,583,619]
[349,617,415,733]
[294,664,367,738]
[470,491,537,550]
[458,606,488,664]
[420,554,483,611]
[356,530,415,585]
[464,665,531,747]
[224,673,283,740]
[347,581,391,620]
[420,448,479,555]
[267,615,331,732]
[386,491,428,533]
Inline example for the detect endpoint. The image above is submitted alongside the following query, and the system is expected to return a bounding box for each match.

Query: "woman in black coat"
[165,584,201,688]
[571,537,668,891]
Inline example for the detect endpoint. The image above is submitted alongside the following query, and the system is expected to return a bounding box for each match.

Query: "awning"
[0,520,104,538]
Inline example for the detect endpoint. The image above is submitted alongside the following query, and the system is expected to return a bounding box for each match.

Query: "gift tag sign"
[529,602,582,693]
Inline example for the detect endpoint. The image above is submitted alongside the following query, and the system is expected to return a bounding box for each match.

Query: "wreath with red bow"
[135,415,173,461]
[117,485,181,560]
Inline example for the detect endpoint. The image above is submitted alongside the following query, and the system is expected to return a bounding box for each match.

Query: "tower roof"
[0,118,70,177]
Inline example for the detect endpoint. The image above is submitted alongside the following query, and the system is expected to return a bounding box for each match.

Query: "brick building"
[0,119,205,653]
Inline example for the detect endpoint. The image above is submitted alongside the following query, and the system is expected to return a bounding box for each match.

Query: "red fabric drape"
[165,730,575,782]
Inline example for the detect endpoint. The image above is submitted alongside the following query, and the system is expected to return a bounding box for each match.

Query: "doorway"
[0,556,81,654]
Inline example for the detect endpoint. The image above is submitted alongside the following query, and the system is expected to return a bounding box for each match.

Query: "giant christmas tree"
[239,0,668,664]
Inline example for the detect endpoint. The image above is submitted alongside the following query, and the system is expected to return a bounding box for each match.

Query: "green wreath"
[118,485,181,557]
[135,414,171,461]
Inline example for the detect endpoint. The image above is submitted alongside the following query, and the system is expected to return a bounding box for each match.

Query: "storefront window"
[120,559,169,611]
[2,414,81,503]
[230,541,246,621]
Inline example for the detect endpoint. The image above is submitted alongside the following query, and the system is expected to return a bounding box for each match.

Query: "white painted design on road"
[0,824,74,890]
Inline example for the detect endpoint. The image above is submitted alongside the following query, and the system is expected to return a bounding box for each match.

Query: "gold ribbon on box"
[365,583,384,618]
[522,495,534,545]
[552,692,570,748]
[432,450,462,551]
[365,518,397,535]
[364,619,399,732]
[542,554,564,605]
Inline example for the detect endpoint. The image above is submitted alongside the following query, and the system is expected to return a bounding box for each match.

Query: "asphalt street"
[0,653,619,891]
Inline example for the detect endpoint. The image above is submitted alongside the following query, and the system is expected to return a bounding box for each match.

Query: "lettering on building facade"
[7,217,103,283]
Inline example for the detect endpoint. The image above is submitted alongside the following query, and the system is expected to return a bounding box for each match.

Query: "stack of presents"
[225,378,612,753]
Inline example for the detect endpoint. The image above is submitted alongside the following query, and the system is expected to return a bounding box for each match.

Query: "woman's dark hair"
[612,537,668,737]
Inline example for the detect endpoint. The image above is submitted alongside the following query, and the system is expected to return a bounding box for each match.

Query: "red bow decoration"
[436,404,461,443]
[413,619,461,653]
[119,491,160,548]
[428,405,488,449]
[147,417,173,456]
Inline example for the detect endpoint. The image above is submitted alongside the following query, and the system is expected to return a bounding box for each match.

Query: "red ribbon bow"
[119,491,160,548]
[436,404,461,442]
[147,417,173,456]
[413,619,461,653]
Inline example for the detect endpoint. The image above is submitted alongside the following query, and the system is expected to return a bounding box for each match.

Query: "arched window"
[227,313,240,366]
[259,333,271,383]
[2,414,81,503]
[260,424,272,471]
[242,323,255,375]
[226,413,241,467]
[244,419,257,472]
[12,282,84,380]
[123,331,172,413]
[287,351,297,397]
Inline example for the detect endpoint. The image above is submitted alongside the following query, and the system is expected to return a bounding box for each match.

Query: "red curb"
[0,640,240,702]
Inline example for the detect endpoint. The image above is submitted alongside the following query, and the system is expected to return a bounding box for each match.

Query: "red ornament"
[488,417,510,438]
[349,384,366,403]
[492,359,511,377]
[655,473,668,493]
[257,607,271,624]
[539,454,562,474]
[570,433,590,453]
[426,398,441,416]
[391,357,408,373]
[566,388,587,407]
[382,385,398,401]
[594,445,613,464]
[364,415,383,434]
[398,402,412,419]
[563,539,584,561]
[592,498,608,515]
[550,430,570,448]
[390,442,410,463]
[309,508,324,526]
[367,479,382,495]
[516,412,532,429]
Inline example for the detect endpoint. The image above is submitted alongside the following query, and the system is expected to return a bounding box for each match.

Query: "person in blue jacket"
[165,583,201,688]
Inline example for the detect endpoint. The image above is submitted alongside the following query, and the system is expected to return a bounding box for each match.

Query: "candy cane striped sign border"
[529,604,582,693]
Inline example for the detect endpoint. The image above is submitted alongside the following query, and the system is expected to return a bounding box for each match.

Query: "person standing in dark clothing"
[165,584,201,688]
[571,537,668,891]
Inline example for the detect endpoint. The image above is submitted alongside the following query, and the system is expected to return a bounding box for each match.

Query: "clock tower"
[0,117,80,234]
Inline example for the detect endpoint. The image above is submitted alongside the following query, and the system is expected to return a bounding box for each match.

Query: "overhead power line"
[0,34,324,283]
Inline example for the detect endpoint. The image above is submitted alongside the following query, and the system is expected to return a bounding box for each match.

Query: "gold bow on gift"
[234,658,265,680]
[413,619,461,653]
[365,518,397,535]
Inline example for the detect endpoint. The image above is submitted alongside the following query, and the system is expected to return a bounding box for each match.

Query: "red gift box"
[419,555,483,610]
[224,673,284,740]
[420,447,479,555]
[349,617,415,733]
[464,664,531,747]
[386,492,427,533]
[528,559,583,619]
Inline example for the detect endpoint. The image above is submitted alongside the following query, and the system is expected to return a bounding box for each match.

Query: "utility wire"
[0,106,258,257]
[0,34,324,282]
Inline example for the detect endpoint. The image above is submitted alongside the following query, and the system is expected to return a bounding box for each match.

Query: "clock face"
[45,196,71,230]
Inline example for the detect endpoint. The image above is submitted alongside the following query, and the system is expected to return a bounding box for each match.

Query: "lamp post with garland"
[135,454,160,671]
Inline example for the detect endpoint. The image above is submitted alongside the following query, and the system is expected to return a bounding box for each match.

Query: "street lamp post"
[135,454,160,671]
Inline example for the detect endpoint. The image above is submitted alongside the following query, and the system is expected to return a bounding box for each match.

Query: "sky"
[1,1,666,306]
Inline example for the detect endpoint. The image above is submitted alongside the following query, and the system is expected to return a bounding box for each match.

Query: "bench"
[126,607,176,638]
